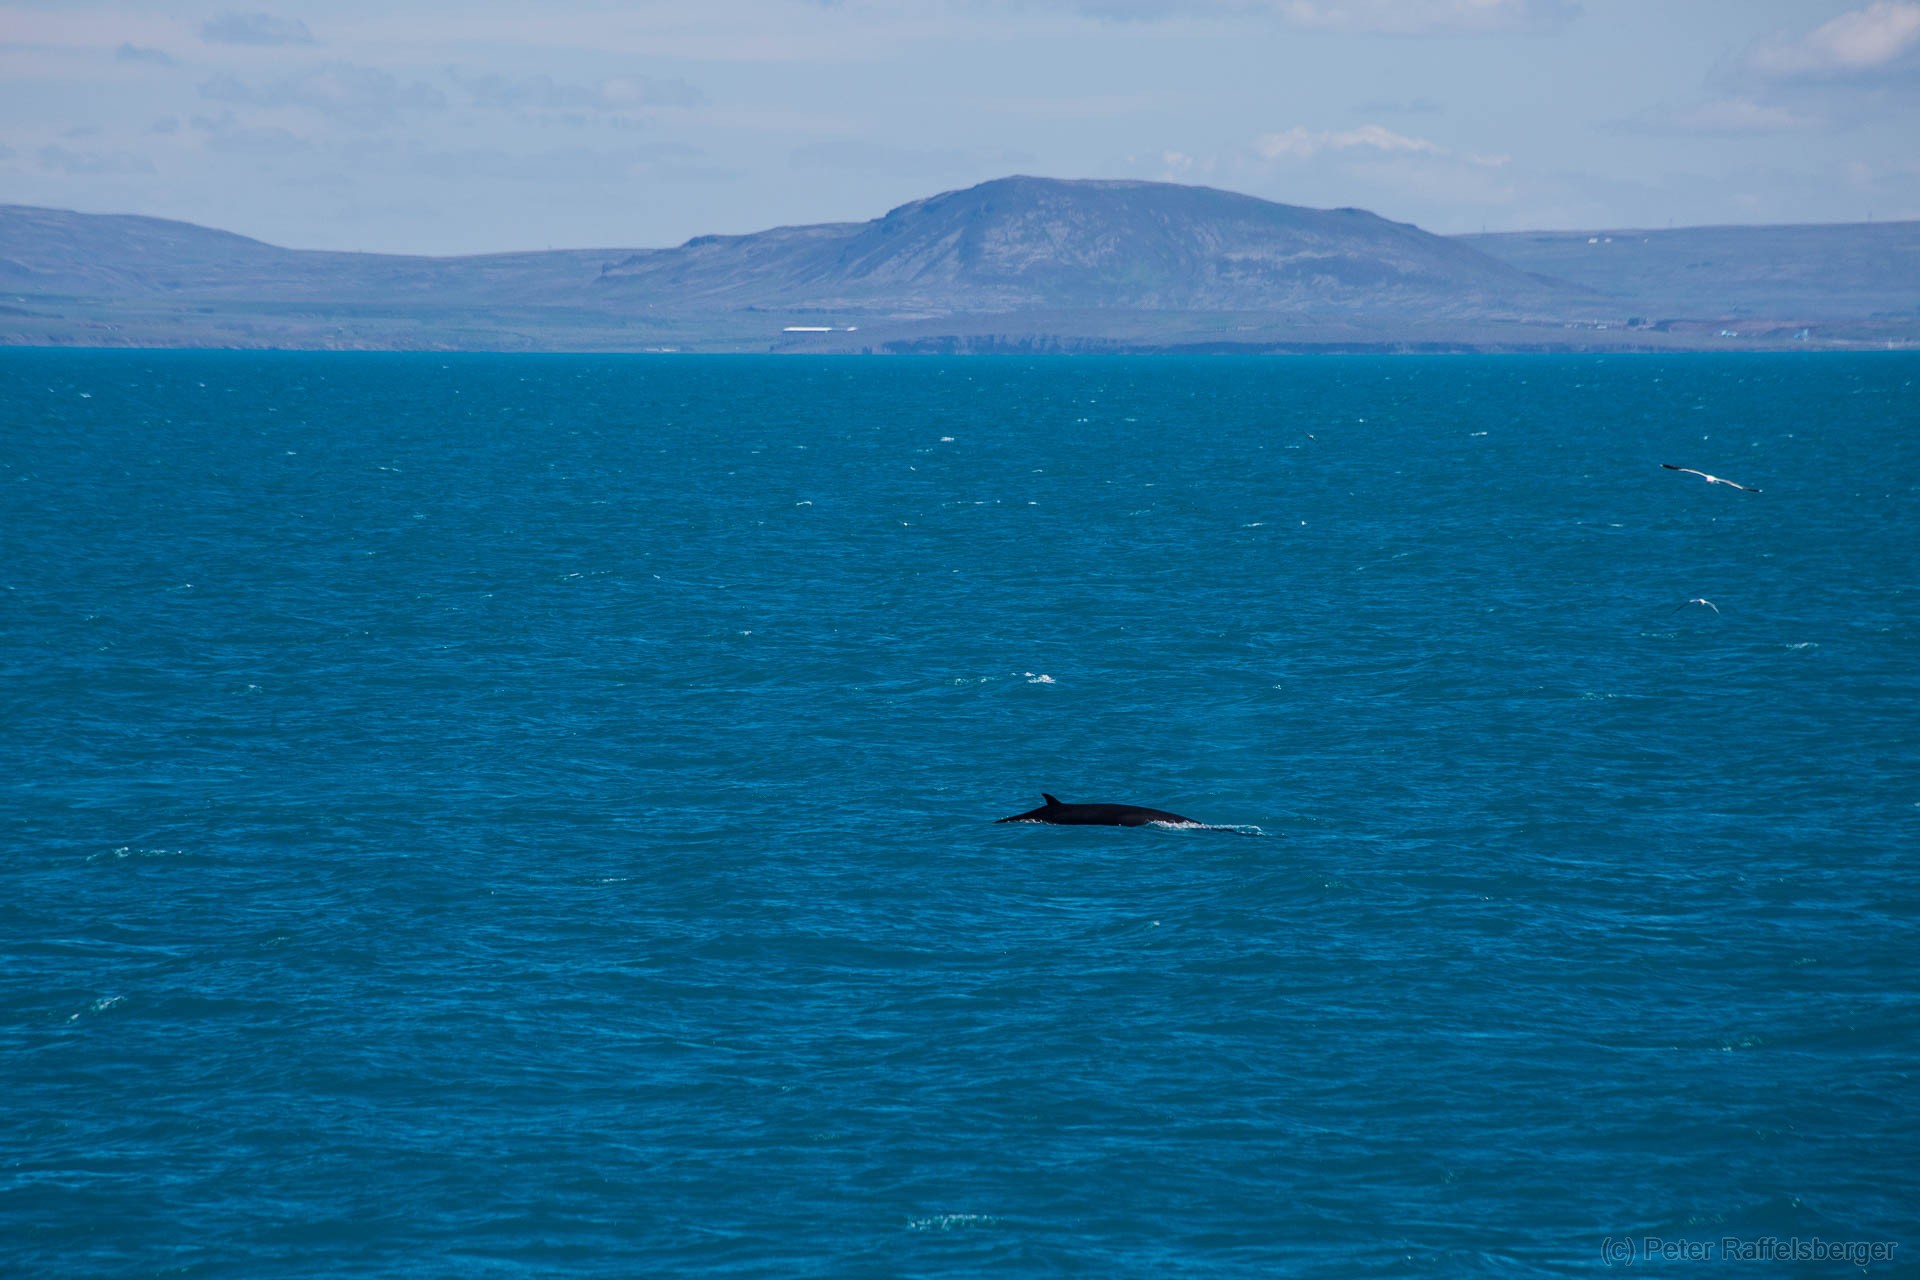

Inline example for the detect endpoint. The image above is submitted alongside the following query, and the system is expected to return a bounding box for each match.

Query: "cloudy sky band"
[1,0,1915,253]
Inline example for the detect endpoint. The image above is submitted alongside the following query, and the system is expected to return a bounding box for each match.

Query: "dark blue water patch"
[3,351,1917,1277]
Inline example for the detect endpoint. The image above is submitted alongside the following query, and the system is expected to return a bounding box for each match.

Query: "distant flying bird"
[1662,464,1761,493]
[1675,598,1720,614]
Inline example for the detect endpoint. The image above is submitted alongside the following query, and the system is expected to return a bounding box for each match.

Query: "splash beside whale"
[995,793,1203,828]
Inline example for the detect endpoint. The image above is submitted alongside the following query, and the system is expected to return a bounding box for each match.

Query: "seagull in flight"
[1662,464,1760,493]
[1675,598,1720,614]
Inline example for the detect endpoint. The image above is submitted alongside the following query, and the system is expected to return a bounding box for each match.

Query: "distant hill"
[0,202,611,304]
[2,178,1915,351]
[594,176,1576,316]
[1460,222,1920,329]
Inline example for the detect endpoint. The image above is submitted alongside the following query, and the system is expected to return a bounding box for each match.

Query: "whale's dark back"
[995,793,1198,827]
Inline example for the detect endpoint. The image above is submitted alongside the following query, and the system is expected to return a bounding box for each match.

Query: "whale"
[995,793,1201,827]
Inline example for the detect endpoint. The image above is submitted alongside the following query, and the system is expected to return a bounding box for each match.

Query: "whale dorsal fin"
[1042,793,1061,806]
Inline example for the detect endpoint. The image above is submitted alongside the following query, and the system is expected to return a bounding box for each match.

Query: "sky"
[2,0,1918,254]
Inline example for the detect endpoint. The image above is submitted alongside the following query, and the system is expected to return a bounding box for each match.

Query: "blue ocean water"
[3,350,1917,1277]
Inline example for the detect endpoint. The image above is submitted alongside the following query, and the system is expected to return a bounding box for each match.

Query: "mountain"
[2,177,1914,352]
[593,176,1574,316]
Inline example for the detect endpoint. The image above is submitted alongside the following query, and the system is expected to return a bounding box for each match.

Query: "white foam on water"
[1149,821,1272,837]
[908,1213,995,1232]
[68,995,124,1022]
[90,846,186,862]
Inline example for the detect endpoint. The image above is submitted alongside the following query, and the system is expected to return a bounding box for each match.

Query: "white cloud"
[1253,123,1445,160]
[1749,2,1920,77]
[201,12,316,47]
[1240,121,1516,218]
[1146,149,1218,181]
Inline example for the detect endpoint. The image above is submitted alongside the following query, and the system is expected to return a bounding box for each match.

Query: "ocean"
[3,351,1916,1276]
